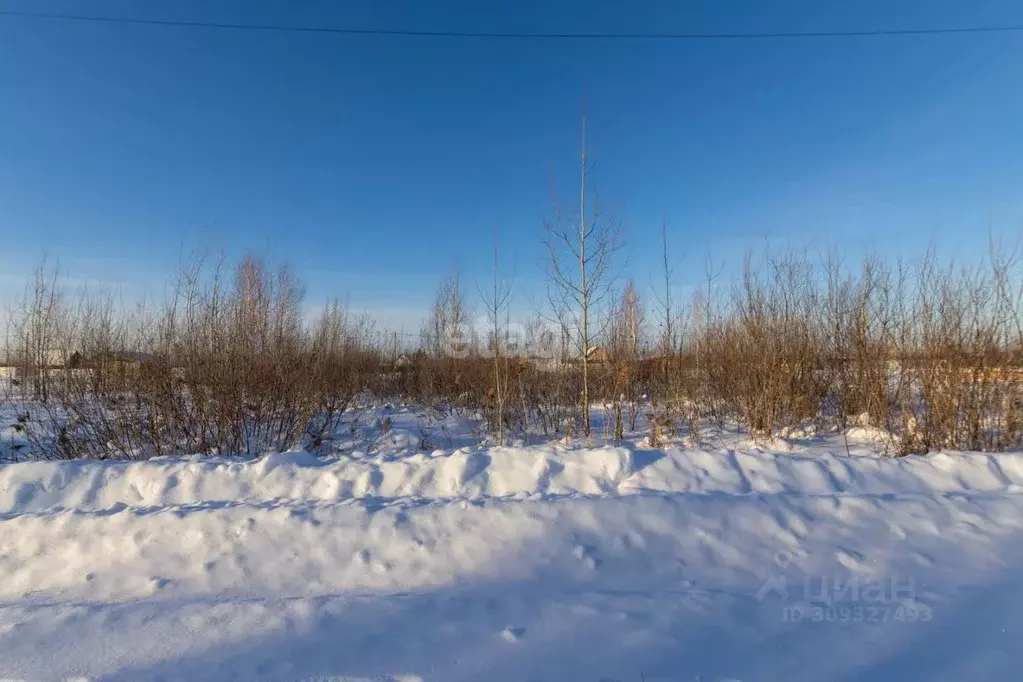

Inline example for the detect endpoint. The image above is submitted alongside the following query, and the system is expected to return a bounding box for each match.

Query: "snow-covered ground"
[1,411,1023,680]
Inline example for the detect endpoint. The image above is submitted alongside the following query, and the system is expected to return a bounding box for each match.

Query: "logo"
[755,551,933,624]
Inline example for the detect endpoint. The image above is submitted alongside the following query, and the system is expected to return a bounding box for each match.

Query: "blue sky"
[2,0,1023,330]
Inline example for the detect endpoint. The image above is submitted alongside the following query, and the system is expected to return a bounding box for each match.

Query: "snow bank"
[3,445,1023,680]
[2,445,1022,515]
[626,447,1023,496]
[0,445,638,514]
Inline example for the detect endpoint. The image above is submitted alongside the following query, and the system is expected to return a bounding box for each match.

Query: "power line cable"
[2,8,1023,40]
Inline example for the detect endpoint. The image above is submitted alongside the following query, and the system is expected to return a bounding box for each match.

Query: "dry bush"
[516,318,578,439]
[693,252,829,439]
[648,244,1023,453]
[893,249,1023,454]
[399,242,1023,455]
[6,238,1023,460]
[603,280,645,443]
[9,253,379,459]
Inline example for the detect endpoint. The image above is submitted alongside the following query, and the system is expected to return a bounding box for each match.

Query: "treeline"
[411,244,1023,456]
[4,242,1023,460]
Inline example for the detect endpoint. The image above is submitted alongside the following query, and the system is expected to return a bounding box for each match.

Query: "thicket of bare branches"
[397,241,1023,456]
[4,240,1023,460]
[675,245,1023,455]
[5,254,377,459]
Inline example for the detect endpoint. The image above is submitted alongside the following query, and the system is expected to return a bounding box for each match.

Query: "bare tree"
[479,235,513,444]
[654,222,679,358]
[607,279,645,441]
[422,269,471,357]
[651,222,685,427]
[10,257,66,403]
[543,115,621,438]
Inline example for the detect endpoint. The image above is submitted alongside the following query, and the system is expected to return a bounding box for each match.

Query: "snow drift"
[1,444,1023,681]
[3,445,1023,515]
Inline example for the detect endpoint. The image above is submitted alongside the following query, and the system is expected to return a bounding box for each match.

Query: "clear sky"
[2,0,1023,331]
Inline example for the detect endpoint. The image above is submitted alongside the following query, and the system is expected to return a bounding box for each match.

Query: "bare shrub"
[9,253,379,459]
[7,235,1023,459]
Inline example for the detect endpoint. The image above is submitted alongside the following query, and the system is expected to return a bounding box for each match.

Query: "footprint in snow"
[149,577,171,591]
[500,627,525,643]
[835,548,869,572]
[910,551,936,567]
[572,543,602,570]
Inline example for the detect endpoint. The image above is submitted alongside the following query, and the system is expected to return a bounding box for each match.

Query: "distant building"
[0,349,73,379]
[578,346,609,364]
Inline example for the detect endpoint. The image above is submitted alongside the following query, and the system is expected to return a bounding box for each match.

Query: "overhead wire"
[2,8,1023,40]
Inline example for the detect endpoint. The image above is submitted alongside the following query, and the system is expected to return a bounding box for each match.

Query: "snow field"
[0,441,1022,680]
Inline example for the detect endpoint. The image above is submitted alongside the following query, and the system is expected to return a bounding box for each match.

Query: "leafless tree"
[10,257,66,403]
[479,235,513,444]
[607,279,645,441]
[543,115,621,438]
[422,269,471,358]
